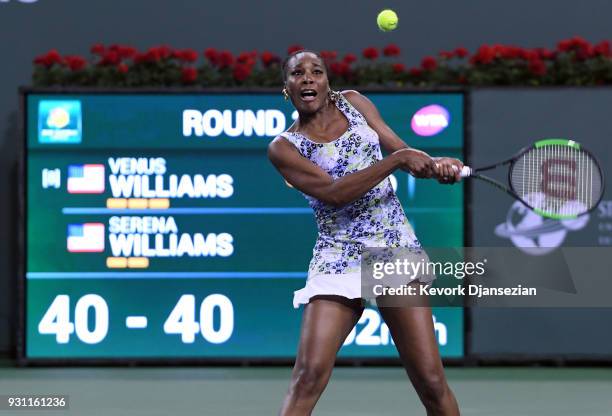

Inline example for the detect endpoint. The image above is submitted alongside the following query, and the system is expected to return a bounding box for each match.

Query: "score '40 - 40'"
[37,294,234,344]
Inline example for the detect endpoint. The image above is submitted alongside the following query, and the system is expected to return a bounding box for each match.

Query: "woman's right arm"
[267,137,433,208]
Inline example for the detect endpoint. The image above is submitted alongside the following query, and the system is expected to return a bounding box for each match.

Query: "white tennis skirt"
[292,272,436,309]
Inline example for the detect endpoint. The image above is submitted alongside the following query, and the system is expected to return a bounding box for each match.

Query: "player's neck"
[297,100,338,133]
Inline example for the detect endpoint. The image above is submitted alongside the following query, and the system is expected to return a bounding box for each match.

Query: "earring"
[282,88,289,101]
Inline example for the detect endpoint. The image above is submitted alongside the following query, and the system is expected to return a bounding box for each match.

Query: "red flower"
[106,51,120,65]
[204,48,219,65]
[237,52,250,63]
[46,49,62,65]
[260,51,280,67]
[182,67,198,84]
[490,45,504,59]
[498,45,522,59]
[392,63,406,73]
[117,63,129,74]
[594,40,611,57]
[528,58,547,76]
[518,48,538,61]
[218,50,235,68]
[287,44,304,54]
[99,50,120,66]
[320,50,338,61]
[557,39,571,52]
[557,36,592,59]
[175,49,198,63]
[421,56,437,71]
[133,53,147,64]
[155,45,172,59]
[509,46,525,59]
[535,48,555,60]
[470,45,495,64]
[137,46,171,62]
[576,44,595,60]
[362,47,379,60]
[409,67,422,77]
[439,51,454,59]
[558,37,590,53]
[383,44,400,57]
[90,44,105,55]
[120,46,137,59]
[330,61,350,77]
[108,44,136,59]
[343,53,357,64]
[454,47,468,58]
[34,49,63,67]
[64,55,87,71]
[233,63,252,81]
[143,48,162,62]
[572,36,590,47]
[237,52,257,67]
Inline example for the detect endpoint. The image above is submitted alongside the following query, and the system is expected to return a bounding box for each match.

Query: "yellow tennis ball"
[377,9,398,32]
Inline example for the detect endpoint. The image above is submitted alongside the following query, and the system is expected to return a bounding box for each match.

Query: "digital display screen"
[24,92,464,361]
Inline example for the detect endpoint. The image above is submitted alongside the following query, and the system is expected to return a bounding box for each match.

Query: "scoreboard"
[22,91,464,362]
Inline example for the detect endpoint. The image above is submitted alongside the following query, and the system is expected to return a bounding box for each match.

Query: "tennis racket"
[459,138,605,219]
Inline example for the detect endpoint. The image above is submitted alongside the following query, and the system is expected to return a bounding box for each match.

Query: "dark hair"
[281,49,328,82]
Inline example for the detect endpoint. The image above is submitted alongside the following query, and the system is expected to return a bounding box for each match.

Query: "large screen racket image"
[459,138,605,219]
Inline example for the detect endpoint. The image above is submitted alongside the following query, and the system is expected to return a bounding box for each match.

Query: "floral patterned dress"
[281,93,427,308]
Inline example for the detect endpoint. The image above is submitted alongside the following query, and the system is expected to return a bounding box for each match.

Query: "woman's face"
[284,52,330,114]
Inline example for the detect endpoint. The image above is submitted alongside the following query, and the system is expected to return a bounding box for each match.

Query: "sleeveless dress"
[280,93,432,309]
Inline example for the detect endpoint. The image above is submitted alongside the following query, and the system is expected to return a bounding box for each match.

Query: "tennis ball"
[377,9,398,32]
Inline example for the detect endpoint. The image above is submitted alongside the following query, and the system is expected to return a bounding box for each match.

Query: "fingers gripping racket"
[459,138,605,219]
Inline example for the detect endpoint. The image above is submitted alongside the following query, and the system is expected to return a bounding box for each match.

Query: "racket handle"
[436,163,472,178]
[460,166,472,177]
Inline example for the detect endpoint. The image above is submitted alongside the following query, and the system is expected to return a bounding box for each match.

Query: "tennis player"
[268,50,462,415]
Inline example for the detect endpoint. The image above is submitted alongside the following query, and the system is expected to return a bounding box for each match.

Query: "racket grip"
[436,163,471,178]
[460,166,472,177]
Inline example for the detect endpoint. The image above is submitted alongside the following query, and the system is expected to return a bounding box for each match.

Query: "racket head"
[508,138,605,219]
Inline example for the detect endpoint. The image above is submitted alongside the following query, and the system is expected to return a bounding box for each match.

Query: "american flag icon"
[67,164,105,194]
[67,223,105,253]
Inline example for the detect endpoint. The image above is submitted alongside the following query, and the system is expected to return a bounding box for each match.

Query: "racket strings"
[510,144,602,217]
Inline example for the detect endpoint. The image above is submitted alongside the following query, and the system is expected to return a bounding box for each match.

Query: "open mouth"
[300,89,318,101]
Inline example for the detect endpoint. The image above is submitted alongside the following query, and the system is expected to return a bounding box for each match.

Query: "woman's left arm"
[342,90,463,183]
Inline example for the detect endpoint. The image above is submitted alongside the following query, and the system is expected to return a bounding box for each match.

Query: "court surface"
[1,365,611,415]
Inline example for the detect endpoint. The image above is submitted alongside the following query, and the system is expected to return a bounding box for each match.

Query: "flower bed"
[32,37,612,87]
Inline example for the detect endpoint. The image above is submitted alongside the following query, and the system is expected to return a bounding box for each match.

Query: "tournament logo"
[495,193,589,255]
[38,100,82,143]
[410,105,450,137]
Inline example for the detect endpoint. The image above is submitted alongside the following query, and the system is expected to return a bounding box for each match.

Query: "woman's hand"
[393,148,436,178]
[433,157,463,184]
